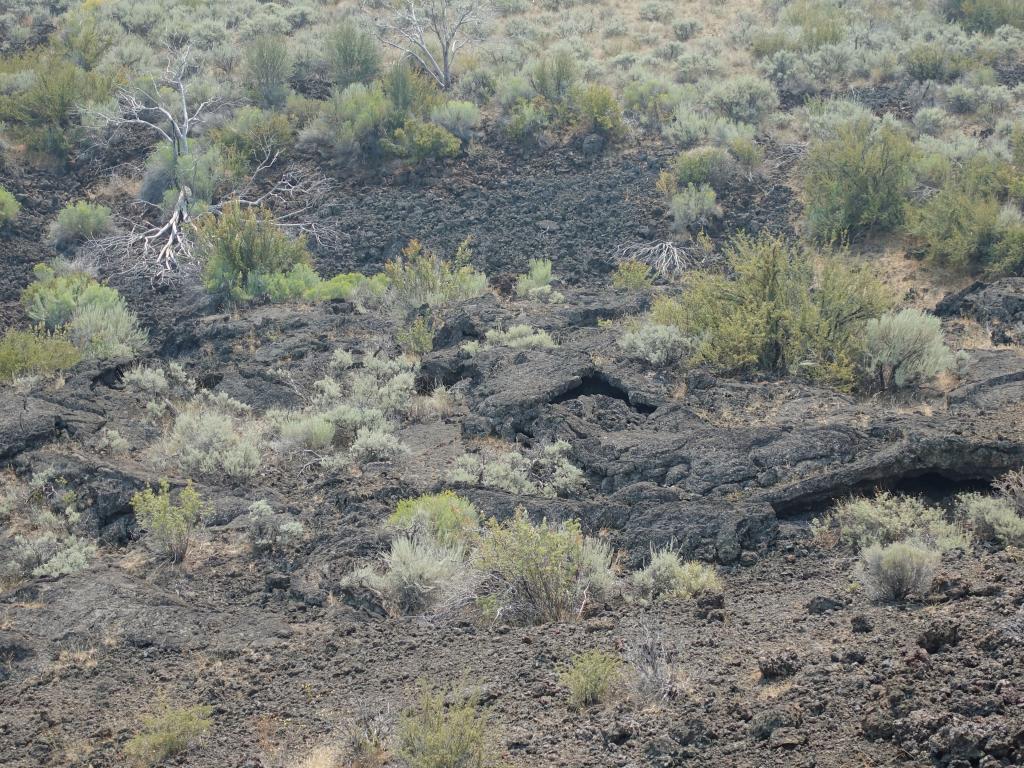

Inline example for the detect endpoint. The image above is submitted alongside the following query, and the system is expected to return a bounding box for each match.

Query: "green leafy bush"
[383,118,461,163]
[67,298,148,359]
[199,202,312,303]
[47,201,113,249]
[124,704,213,766]
[575,84,625,139]
[651,232,892,385]
[612,260,653,291]
[325,20,381,90]
[905,41,964,83]
[430,100,481,142]
[943,0,1024,32]
[907,189,1003,273]
[396,687,500,768]
[466,324,556,353]
[166,401,261,481]
[300,82,396,160]
[0,327,81,381]
[213,107,294,174]
[530,49,578,104]
[384,239,488,315]
[802,115,913,242]
[515,258,562,302]
[858,541,939,603]
[349,536,467,615]
[349,426,406,464]
[0,186,19,225]
[131,480,205,563]
[812,491,969,551]
[476,509,613,624]
[672,146,735,189]
[560,651,622,710]
[863,309,955,390]
[244,35,292,108]
[632,548,722,600]
[389,491,480,548]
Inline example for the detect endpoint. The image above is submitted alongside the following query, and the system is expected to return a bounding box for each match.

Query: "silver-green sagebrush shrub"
[858,540,939,603]
[0,185,19,225]
[959,493,1024,547]
[465,325,556,354]
[47,200,113,249]
[671,183,721,232]
[247,500,306,555]
[632,548,722,601]
[389,491,480,548]
[166,401,261,481]
[430,100,481,142]
[515,258,563,302]
[864,309,955,390]
[812,491,968,551]
[560,650,622,710]
[396,686,500,768]
[349,426,406,464]
[619,323,689,367]
[450,441,585,498]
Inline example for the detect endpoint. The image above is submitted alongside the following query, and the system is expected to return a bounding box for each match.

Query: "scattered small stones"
[758,649,801,680]
[807,595,844,615]
[918,620,961,654]
[749,705,803,740]
[851,614,875,633]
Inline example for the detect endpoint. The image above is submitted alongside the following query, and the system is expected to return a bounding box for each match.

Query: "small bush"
[672,146,735,189]
[673,19,702,41]
[325,20,380,90]
[430,100,481,142]
[124,704,213,766]
[905,42,963,83]
[802,115,913,242]
[859,541,939,603]
[0,186,19,225]
[619,323,689,367]
[575,84,625,139]
[358,536,468,616]
[167,403,261,481]
[864,309,955,391]
[612,260,653,291]
[813,491,968,551]
[476,509,614,624]
[515,258,562,302]
[350,426,406,464]
[213,107,294,173]
[530,50,578,104]
[385,239,488,315]
[278,413,336,451]
[944,0,1024,33]
[383,118,461,163]
[960,493,1024,547]
[670,184,721,232]
[67,299,148,360]
[397,315,435,356]
[199,202,312,303]
[389,491,480,548]
[466,325,556,354]
[632,549,722,601]
[247,500,305,555]
[244,35,292,108]
[0,327,81,381]
[396,687,500,768]
[560,650,621,710]
[704,75,779,125]
[47,201,113,249]
[131,480,204,563]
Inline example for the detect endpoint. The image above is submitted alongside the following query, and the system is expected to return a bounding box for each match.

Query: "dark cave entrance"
[550,373,657,414]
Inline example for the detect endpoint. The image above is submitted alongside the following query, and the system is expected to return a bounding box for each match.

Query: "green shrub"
[390,491,480,548]
[131,480,205,563]
[430,100,481,142]
[385,239,488,315]
[858,541,939,603]
[943,0,1024,33]
[575,84,625,139]
[619,323,689,367]
[476,509,614,624]
[515,258,562,302]
[124,704,213,766]
[812,491,969,551]
[396,687,500,768]
[244,35,292,108]
[474,324,556,352]
[905,42,964,83]
[397,315,436,356]
[704,75,779,125]
[670,184,721,232]
[672,146,735,189]
[325,20,380,89]
[67,298,148,359]
[199,202,312,303]
[0,186,19,225]
[22,265,105,330]
[213,107,294,173]
[651,232,891,385]
[504,100,551,145]
[384,61,442,115]
[560,651,622,710]
[863,309,955,390]
[802,115,913,242]
[530,50,578,105]
[277,413,336,451]
[47,201,113,249]
[301,82,396,160]
[0,327,81,381]
[383,118,461,163]
[632,548,722,600]
[673,19,702,41]
[246,500,305,555]
[612,260,654,291]
[349,426,406,464]
[960,493,1024,547]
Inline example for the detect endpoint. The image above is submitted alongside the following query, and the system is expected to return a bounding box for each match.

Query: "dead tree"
[83,46,225,279]
[363,0,490,90]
